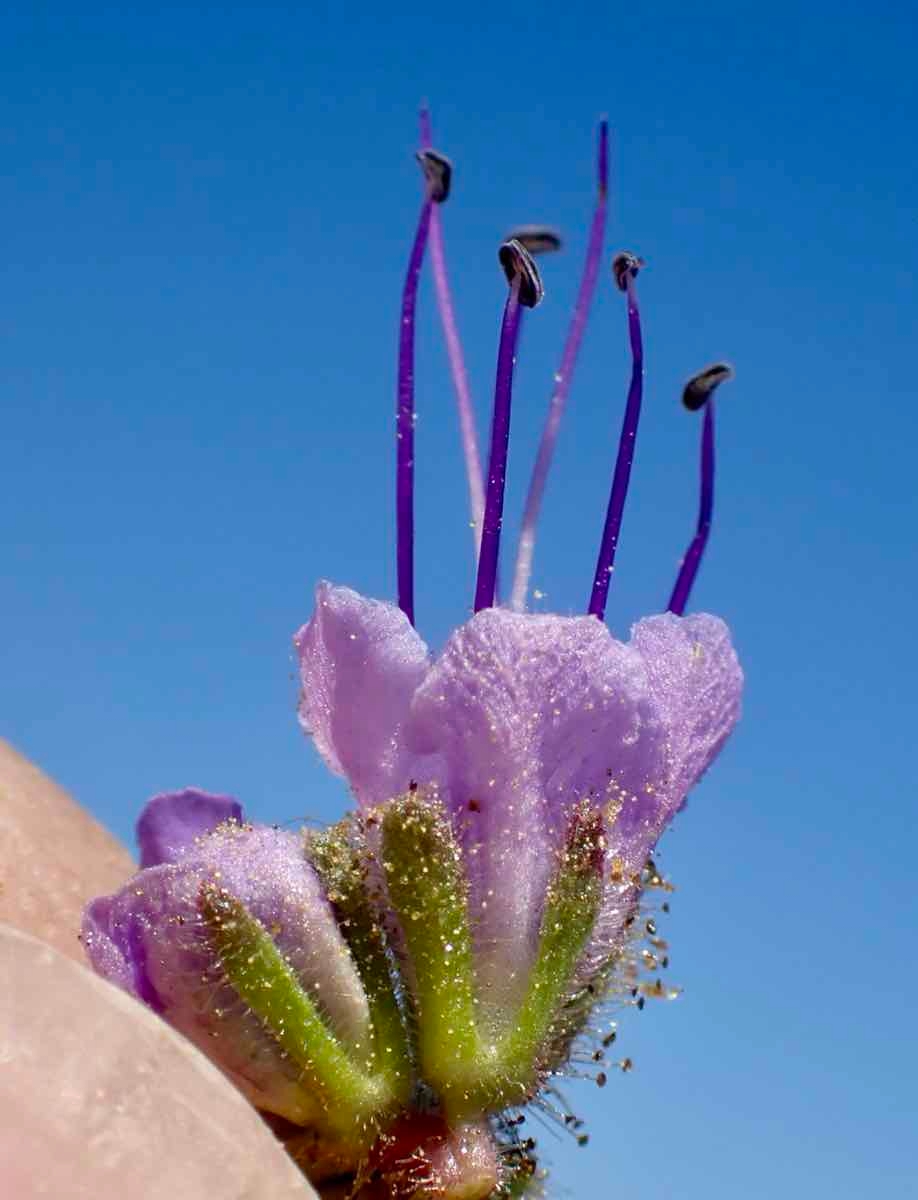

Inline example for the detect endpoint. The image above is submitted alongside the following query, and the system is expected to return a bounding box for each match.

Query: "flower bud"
[83,792,404,1160]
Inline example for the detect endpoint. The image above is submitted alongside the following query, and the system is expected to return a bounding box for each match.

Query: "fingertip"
[0,924,318,1199]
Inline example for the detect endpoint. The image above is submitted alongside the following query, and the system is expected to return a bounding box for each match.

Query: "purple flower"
[84,112,743,1199]
[296,585,740,1018]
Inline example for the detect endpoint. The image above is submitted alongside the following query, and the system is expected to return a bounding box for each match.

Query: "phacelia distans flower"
[84,111,742,1198]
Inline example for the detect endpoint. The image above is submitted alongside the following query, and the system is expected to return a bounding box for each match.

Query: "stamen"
[611,250,641,292]
[510,121,610,612]
[420,108,486,557]
[415,148,452,203]
[682,361,733,411]
[396,149,441,625]
[667,364,734,615]
[506,225,563,256]
[499,238,544,306]
[474,240,544,613]
[587,250,645,621]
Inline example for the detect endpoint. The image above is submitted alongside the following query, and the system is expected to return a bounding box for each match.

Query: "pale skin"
[0,739,321,1200]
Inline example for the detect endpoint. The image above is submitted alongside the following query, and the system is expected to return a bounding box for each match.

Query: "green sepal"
[473,799,605,1111]
[380,791,484,1109]
[199,882,395,1141]
[306,816,411,1102]
[379,794,605,1120]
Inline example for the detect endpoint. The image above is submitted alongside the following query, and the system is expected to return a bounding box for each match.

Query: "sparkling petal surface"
[579,612,743,980]
[630,611,743,819]
[405,608,669,1014]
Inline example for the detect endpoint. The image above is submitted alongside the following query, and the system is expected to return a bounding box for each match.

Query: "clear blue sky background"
[3,2,916,1196]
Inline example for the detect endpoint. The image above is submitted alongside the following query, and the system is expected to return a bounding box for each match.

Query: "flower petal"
[81,894,142,998]
[578,614,742,986]
[295,582,432,805]
[137,788,244,867]
[406,608,668,1016]
[629,611,743,818]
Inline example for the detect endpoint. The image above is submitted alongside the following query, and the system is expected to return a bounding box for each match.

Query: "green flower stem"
[307,820,411,1100]
[199,883,393,1139]
[380,793,484,1107]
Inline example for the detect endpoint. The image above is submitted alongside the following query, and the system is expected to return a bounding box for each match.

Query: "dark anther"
[415,149,452,203]
[595,1072,607,1088]
[683,362,734,411]
[498,238,545,308]
[612,250,644,291]
[506,224,563,256]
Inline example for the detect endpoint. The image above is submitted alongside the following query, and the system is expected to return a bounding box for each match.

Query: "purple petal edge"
[137,788,245,868]
[295,582,431,806]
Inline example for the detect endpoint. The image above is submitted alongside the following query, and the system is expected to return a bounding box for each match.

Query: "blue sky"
[3,2,917,1196]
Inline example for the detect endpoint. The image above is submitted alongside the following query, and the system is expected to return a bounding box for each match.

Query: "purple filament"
[396,192,434,626]
[419,104,432,149]
[419,108,486,554]
[474,276,523,612]
[587,272,644,621]
[510,120,609,611]
[667,399,715,615]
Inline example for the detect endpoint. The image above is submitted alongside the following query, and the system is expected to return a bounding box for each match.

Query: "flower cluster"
[83,112,742,1199]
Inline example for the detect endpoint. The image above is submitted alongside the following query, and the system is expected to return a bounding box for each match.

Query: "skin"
[0,739,319,1200]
